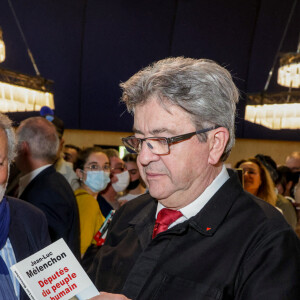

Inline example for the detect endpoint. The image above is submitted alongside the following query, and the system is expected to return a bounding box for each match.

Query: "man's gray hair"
[120,57,239,161]
[0,113,16,163]
[16,117,59,163]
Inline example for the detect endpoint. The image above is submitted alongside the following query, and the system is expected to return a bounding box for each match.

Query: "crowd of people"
[0,57,299,300]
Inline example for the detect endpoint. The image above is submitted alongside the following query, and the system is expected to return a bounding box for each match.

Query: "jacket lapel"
[8,199,32,263]
[128,196,157,250]
[189,169,243,236]
[19,166,53,200]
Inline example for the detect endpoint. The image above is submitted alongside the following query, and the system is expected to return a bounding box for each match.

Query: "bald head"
[286,151,300,173]
[16,117,59,164]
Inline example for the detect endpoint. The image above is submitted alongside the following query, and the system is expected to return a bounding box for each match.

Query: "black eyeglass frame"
[122,125,220,154]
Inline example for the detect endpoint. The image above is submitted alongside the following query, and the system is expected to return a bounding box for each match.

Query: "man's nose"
[138,141,160,166]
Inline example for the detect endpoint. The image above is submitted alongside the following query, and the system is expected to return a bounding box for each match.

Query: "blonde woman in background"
[236,157,277,207]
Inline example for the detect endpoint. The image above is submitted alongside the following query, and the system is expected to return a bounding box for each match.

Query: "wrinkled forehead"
[134,95,177,114]
[133,96,194,134]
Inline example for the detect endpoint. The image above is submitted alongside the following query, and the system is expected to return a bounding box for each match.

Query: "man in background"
[0,112,50,300]
[286,151,300,173]
[63,144,81,165]
[40,107,79,191]
[15,116,80,259]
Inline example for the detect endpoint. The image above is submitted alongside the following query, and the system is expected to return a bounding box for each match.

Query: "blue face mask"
[84,171,110,193]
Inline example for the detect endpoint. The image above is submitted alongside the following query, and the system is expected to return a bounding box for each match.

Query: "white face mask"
[84,171,111,193]
[112,170,130,192]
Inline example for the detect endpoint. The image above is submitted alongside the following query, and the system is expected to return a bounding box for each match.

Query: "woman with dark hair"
[74,147,110,256]
[276,165,299,199]
[118,153,146,205]
[236,157,277,207]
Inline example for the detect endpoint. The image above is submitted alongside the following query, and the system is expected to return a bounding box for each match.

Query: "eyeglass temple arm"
[167,125,220,144]
[167,132,197,144]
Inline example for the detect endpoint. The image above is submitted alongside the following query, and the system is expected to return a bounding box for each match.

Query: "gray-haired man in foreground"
[89,57,300,300]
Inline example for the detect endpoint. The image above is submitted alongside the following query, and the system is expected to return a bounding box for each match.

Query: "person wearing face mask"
[74,147,110,257]
[118,154,146,205]
[97,149,130,217]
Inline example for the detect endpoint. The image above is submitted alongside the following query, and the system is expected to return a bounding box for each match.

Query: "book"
[10,238,99,300]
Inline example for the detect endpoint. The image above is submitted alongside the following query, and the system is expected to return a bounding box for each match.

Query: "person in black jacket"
[0,112,50,300]
[15,116,80,260]
[89,57,300,300]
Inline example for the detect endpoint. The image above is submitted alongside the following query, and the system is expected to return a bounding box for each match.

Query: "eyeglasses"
[84,163,111,172]
[110,165,126,174]
[122,125,220,155]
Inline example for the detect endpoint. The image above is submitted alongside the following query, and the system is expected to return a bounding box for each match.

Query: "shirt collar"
[156,165,229,219]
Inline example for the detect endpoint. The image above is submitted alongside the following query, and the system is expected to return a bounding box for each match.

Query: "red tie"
[152,208,183,239]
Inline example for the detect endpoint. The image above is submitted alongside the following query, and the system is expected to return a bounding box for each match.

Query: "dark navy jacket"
[8,197,50,300]
[89,170,300,300]
[19,165,80,260]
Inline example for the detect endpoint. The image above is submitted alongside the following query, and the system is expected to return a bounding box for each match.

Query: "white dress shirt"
[0,238,19,299]
[155,165,230,228]
[55,158,80,191]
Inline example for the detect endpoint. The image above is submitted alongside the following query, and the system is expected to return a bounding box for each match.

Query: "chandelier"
[0,0,55,113]
[0,68,54,112]
[245,91,300,129]
[277,48,300,88]
[245,0,299,130]
[0,28,5,63]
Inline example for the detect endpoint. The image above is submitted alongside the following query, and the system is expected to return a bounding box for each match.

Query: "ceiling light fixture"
[277,44,300,88]
[245,0,300,130]
[0,0,55,113]
[0,68,54,112]
[0,27,5,63]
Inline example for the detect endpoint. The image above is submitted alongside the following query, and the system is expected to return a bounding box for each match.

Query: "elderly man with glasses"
[89,57,300,300]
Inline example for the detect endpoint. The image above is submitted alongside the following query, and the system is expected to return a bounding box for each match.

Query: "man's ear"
[57,138,64,156]
[207,127,229,165]
[20,141,30,156]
